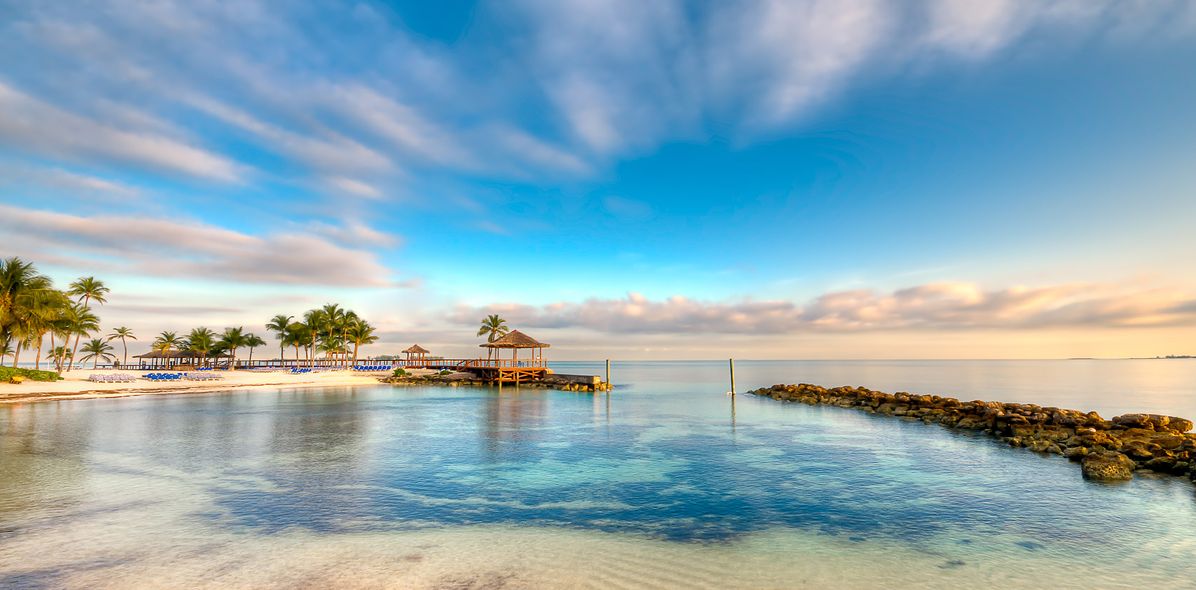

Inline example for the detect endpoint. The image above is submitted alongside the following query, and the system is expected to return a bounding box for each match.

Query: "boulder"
[1164,417,1194,433]
[1111,414,1154,430]
[1081,452,1136,481]
[1063,446,1090,460]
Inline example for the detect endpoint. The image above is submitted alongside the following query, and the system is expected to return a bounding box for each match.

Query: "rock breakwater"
[749,383,1196,483]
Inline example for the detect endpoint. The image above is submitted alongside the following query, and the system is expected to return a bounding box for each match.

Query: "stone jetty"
[749,383,1196,483]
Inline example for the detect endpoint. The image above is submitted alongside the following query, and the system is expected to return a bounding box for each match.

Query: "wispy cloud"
[0,204,402,288]
[0,82,241,181]
[4,0,1193,193]
[0,164,140,199]
[452,283,1196,334]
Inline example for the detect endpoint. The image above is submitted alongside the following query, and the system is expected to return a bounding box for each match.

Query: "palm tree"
[284,322,309,367]
[266,314,293,363]
[477,314,509,360]
[107,326,136,367]
[152,331,182,369]
[0,341,13,365]
[187,327,217,368]
[316,303,346,366]
[63,303,100,371]
[219,327,249,370]
[49,345,69,373]
[245,333,266,364]
[302,309,327,367]
[0,257,50,326]
[67,277,109,369]
[0,257,54,367]
[345,320,378,367]
[79,338,115,369]
[24,288,70,370]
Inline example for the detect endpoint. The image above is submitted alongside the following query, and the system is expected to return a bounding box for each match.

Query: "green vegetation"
[477,314,509,360]
[393,368,407,377]
[0,366,62,382]
[267,304,378,367]
[1,257,109,371]
[3,258,385,373]
[107,326,136,366]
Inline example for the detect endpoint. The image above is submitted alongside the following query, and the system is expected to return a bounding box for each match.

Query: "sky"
[2,0,1196,359]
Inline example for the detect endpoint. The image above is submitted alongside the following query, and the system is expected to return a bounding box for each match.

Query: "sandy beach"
[0,368,401,405]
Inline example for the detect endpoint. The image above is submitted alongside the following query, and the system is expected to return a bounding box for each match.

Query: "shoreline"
[751,383,1196,484]
[0,369,392,405]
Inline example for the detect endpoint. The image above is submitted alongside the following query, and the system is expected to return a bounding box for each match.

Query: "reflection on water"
[1,360,1195,589]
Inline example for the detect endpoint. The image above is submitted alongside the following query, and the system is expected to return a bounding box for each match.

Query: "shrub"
[0,367,63,383]
[392,368,407,377]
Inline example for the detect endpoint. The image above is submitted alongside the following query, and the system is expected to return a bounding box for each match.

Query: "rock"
[1063,446,1090,460]
[1144,457,1185,475]
[1165,417,1194,433]
[1112,414,1154,430]
[1081,452,1136,481]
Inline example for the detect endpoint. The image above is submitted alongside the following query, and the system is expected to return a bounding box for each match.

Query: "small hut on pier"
[480,330,550,367]
[403,344,431,367]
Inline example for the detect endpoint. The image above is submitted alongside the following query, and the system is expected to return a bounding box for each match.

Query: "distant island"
[1067,356,1194,360]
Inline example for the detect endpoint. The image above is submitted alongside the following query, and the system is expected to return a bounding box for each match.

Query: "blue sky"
[2,0,1196,358]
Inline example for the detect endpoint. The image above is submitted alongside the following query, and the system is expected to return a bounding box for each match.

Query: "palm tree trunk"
[352,341,360,367]
[35,335,43,370]
[121,337,128,366]
[230,348,237,371]
[69,333,80,370]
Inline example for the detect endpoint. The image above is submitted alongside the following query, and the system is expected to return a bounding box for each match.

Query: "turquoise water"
[1,360,1195,588]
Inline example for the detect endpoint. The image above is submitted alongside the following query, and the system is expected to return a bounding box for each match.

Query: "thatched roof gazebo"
[133,350,231,368]
[480,330,550,366]
[403,344,430,366]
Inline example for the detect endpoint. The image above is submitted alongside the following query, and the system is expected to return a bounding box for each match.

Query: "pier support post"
[605,359,611,389]
[729,358,736,395]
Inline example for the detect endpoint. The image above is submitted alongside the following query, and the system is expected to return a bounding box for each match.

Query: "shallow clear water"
[2,360,1195,589]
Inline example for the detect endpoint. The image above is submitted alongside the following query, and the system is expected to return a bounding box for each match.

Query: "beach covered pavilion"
[132,350,231,369]
[480,330,550,367]
[403,344,431,367]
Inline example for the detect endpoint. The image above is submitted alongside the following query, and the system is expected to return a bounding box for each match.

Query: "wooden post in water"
[605,359,611,388]
[729,358,736,395]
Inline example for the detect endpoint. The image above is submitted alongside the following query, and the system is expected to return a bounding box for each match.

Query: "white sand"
[0,368,405,404]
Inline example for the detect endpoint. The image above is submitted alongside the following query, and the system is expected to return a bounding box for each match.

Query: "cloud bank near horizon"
[453,283,1196,335]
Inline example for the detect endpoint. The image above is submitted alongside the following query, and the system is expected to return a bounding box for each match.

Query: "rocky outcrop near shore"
[749,383,1196,483]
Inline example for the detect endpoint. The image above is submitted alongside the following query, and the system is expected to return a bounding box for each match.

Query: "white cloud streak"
[0,82,240,181]
[0,204,401,287]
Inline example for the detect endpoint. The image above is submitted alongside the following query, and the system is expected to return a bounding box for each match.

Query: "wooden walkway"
[423,359,549,384]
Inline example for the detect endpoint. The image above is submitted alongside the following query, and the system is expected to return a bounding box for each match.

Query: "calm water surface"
[1,360,1194,588]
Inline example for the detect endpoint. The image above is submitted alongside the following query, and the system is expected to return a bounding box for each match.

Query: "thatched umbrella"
[403,344,430,367]
[479,330,549,366]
